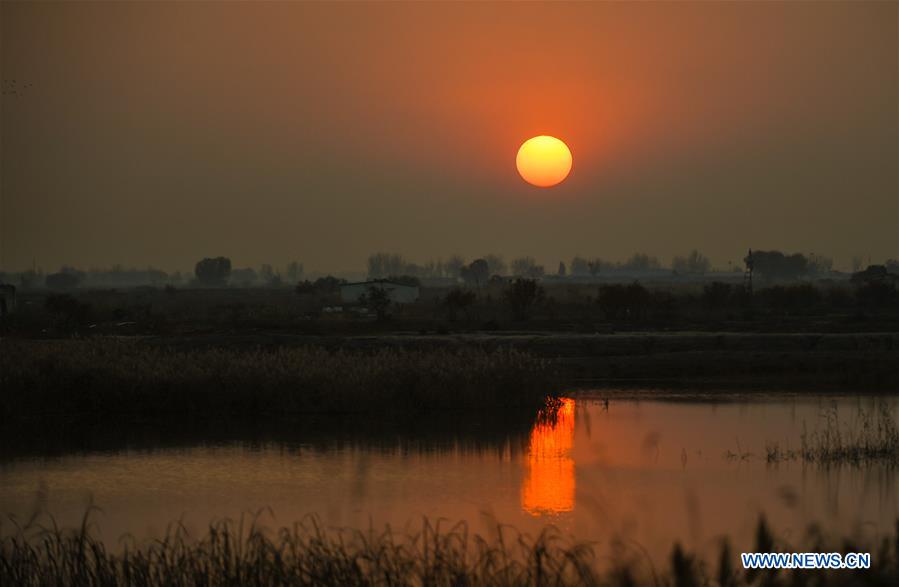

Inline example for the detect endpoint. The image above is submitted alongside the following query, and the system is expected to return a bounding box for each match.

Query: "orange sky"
[2,2,896,273]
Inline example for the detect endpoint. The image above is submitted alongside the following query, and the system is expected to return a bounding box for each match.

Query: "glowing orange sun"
[516,136,572,187]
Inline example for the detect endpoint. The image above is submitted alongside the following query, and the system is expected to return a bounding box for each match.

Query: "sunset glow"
[516,136,572,188]
[521,398,576,516]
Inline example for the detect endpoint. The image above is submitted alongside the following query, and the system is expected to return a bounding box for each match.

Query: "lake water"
[2,393,897,565]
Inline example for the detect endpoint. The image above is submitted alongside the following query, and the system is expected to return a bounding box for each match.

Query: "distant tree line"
[9,268,896,336]
[2,249,887,292]
[363,249,848,283]
[747,250,835,282]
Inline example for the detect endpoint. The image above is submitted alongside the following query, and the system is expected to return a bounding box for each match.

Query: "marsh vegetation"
[0,340,557,422]
[765,402,899,465]
[2,511,897,587]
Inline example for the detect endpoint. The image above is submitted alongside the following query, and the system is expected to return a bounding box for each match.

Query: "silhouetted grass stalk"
[2,511,897,586]
[766,402,899,464]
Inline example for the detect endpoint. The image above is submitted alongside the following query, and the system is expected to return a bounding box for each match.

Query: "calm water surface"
[2,394,897,563]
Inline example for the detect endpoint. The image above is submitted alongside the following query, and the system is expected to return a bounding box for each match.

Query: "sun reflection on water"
[521,398,576,516]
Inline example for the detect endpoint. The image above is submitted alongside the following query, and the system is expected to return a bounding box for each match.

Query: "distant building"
[339,280,419,304]
[0,284,16,317]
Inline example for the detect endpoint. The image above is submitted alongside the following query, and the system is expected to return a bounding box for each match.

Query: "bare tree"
[504,278,545,321]
[461,259,489,289]
[360,284,392,321]
[671,250,711,274]
[511,257,544,278]
[367,253,407,279]
[195,257,231,286]
[484,254,507,276]
[286,261,304,282]
[445,255,466,279]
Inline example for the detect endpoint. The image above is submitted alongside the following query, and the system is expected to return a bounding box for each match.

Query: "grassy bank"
[0,340,557,421]
[2,512,897,586]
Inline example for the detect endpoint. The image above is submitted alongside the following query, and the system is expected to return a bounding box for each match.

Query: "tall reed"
[765,401,899,464]
[2,511,896,586]
[1,340,558,420]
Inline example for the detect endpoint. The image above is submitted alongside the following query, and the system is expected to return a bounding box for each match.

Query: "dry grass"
[765,401,899,465]
[1,511,897,586]
[0,339,557,420]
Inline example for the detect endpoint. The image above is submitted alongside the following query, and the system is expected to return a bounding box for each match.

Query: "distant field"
[136,330,898,389]
[3,279,899,337]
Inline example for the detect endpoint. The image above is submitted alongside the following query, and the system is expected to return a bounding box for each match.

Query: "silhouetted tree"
[367,252,407,279]
[484,254,507,276]
[807,255,832,275]
[851,265,890,285]
[444,287,476,321]
[445,255,466,279]
[511,257,544,278]
[622,253,660,271]
[285,261,304,282]
[296,275,346,295]
[461,259,489,288]
[257,264,283,287]
[195,257,232,286]
[748,251,808,282]
[851,266,898,308]
[360,284,392,321]
[571,256,609,277]
[672,250,711,274]
[504,278,545,321]
[570,256,589,276]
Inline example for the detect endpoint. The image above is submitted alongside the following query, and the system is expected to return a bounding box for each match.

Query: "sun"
[516,136,572,187]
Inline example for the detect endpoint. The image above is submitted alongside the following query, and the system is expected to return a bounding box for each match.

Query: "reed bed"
[0,339,557,420]
[765,402,899,465]
[1,511,897,586]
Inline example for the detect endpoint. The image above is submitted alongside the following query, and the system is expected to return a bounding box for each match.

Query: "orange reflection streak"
[521,398,576,516]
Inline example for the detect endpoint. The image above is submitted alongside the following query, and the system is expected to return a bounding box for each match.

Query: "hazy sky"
[2,1,897,274]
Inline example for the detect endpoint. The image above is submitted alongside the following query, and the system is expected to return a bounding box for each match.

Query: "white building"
[339,281,419,304]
